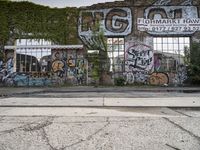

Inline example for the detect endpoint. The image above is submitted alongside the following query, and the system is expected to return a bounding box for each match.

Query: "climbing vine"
[0,0,80,50]
[187,42,200,85]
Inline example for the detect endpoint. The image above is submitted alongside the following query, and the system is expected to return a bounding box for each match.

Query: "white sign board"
[137,18,200,35]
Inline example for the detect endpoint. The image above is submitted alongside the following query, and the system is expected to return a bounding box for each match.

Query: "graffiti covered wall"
[2,0,199,86]
[141,0,193,85]
[78,0,198,85]
[0,48,87,86]
[51,49,87,85]
[0,50,52,86]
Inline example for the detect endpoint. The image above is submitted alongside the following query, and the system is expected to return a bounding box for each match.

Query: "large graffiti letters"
[78,8,132,49]
[125,44,153,72]
[81,12,104,32]
[79,8,132,36]
[105,9,130,33]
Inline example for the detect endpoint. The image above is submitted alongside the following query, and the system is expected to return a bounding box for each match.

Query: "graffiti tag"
[149,72,169,85]
[174,65,188,85]
[125,44,153,72]
[52,60,65,78]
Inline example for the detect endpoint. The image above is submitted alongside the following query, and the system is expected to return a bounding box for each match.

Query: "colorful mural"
[51,49,87,85]
[0,48,87,86]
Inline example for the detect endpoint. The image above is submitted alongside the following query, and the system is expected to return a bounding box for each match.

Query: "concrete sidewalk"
[0,86,199,107]
[0,97,200,107]
[0,86,200,96]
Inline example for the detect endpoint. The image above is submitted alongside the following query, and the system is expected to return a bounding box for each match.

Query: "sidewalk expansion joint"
[165,143,181,150]
[103,96,105,106]
[163,117,200,142]
[168,108,192,117]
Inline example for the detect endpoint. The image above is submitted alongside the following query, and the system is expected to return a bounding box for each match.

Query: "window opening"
[16,39,51,73]
[107,37,125,76]
[153,37,190,72]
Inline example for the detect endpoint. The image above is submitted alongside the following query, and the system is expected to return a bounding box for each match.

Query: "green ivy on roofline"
[0,0,80,50]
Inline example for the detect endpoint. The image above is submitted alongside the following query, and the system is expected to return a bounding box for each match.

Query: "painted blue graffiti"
[28,77,51,86]
[3,72,51,86]
[6,58,14,74]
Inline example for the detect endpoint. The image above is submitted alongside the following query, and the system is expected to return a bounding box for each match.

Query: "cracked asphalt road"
[0,88,200,149]
[0,107,200,150]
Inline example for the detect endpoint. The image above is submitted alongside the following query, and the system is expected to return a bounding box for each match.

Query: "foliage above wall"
[187,42,200,85]
[0,0,79,49]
